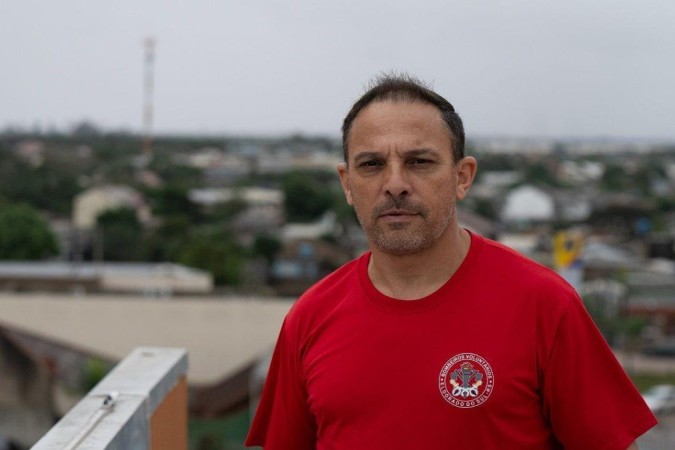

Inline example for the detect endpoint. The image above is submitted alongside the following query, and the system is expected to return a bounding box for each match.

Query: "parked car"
[642,384,675,414]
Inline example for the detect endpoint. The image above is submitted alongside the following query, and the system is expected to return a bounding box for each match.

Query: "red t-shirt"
[247,233,656,449]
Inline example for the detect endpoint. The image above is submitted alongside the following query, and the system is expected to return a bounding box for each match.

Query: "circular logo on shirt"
[438,353,495,408]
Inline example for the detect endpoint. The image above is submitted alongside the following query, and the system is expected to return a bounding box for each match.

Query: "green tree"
[142,216,191,262]
[92,136,140,163]
[472,198,499,221]
[0,203,59,259]
[147,185,201,220]
[177,228,245,285]
[0,152,80,214]
[96,207,143,261]
[208,198,248,222]
[253,234,282,264]
[523,161,561,187]
[147,154,201,189]
[600,163,629,192]
[283,172,335,222]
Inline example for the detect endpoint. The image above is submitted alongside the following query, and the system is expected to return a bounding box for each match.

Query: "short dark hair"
[341,73,465,163]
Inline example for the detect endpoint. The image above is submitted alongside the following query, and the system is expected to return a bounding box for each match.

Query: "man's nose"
[383,164,411,198]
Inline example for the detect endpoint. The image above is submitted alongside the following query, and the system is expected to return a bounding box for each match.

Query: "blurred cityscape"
[1,125,674,449]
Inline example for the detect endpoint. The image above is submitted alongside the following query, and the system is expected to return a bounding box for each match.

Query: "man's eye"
[359,160,382,168]
[409,158,431,165]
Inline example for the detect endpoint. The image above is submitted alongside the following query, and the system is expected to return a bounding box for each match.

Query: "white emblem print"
[438,353,495,409]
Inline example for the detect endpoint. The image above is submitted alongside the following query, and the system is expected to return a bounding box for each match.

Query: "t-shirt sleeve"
[541,293,657,450]
[245,318,316,449]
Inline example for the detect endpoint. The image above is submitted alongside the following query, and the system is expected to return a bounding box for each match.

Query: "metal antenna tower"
[142,37,156,161]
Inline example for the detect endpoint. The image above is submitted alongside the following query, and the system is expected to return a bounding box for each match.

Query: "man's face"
[338,100,475,256]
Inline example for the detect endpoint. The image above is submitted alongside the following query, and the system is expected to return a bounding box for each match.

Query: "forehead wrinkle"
[406,148,441,157]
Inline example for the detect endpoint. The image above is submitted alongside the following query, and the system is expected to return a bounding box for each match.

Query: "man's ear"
[455,156,477,200]
[337,162,354,206]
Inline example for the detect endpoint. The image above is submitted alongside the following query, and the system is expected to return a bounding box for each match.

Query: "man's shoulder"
[285,253,365,323]
[474,233,578,300]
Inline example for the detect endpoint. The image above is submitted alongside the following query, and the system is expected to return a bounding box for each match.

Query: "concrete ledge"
[32,347,188,450]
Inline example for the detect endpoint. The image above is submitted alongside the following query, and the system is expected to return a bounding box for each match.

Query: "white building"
[501,185,555,224]
[72,185,151,230]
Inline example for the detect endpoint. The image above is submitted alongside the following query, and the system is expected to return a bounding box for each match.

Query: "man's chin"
[370,235,432,256]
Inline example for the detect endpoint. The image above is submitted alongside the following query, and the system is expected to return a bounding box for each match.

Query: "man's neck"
[367,227,472,300]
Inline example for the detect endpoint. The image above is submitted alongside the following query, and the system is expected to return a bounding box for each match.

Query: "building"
[0,294,293,422]
[0,261,213,295]
[72,185,151,231]
[0,328,54,448]
[501,185,555,225]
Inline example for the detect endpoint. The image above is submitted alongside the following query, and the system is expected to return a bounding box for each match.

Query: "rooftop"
[0,293,293,385]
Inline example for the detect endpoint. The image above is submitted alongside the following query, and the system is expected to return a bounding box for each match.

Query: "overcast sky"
[1,1,674,140]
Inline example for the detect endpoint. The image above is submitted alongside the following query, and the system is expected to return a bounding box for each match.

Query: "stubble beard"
[354,198,455,256]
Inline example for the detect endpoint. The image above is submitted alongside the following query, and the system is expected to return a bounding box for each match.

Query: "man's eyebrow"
[353,152,383,163]
[352,149,441,164]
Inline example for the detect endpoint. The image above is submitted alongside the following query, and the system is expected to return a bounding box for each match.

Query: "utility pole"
[142,37,156,163]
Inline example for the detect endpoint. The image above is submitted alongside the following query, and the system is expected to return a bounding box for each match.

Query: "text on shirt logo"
[438,353,495,409]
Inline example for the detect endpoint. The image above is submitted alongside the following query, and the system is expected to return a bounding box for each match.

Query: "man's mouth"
[379,209,418,218]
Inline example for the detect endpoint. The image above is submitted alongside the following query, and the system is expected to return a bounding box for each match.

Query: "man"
[246,74,656,449]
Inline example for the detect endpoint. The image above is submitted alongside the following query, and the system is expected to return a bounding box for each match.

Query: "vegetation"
[600,163,630,192]
[177,228,245,285]
[630,372,675,393]
[0,202,59,259]
[96,207,144,261]
[80,358,113,392]
[0,151,80,214]
[582,291,648,347]
[253,234,282,265]
[282,171,337,222]
[523,161,562,188]
[146,185,201,220]
[189,410,250,450]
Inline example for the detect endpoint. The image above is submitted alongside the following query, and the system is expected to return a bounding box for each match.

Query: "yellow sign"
[553,230,584,269]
